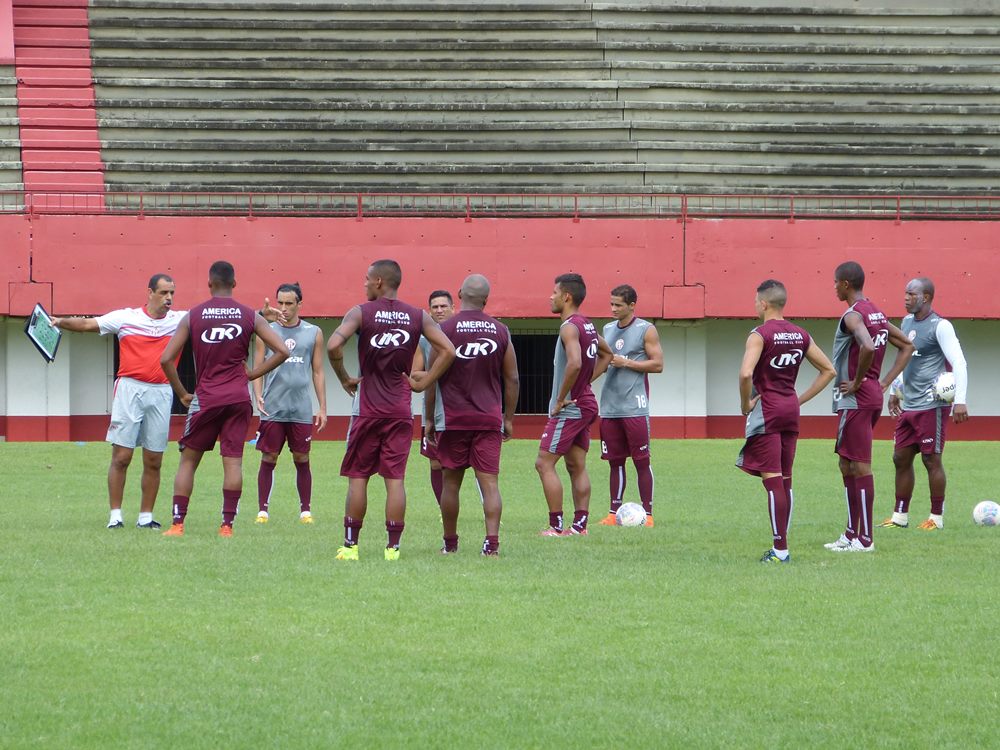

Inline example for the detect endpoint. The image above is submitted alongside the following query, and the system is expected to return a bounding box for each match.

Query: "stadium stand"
[78,0,1000,196]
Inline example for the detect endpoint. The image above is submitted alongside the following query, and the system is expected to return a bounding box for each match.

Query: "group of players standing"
[51,257,968,562]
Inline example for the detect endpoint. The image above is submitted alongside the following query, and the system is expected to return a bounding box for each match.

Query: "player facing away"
[424,275,519,556]
[50,274,183,529]
[592,284,663,528]
[411,289,455,507]
[252,282,327,525]
[736,280,835,563]
[327,259,455,561]
[880,277,969,531]
[825,261,914,553]
[160,261,290,537]
[535,273,613,537]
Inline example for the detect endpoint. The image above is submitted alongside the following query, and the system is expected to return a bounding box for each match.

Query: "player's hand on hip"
[551,398,574,417]
[838,380,860,395]
[315,411,327,432]
[340,376,360,397]
[741,395,760,416]
[408,371,429,392]
[887,395,901,417]
[952,404,969,423]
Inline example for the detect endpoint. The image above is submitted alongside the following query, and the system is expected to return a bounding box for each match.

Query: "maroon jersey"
[746,319,811,436]
[355,298,423,419]
[549,313,599,418]
[832,298,889,411]
[188,296,256,409]
[435,310,511,431]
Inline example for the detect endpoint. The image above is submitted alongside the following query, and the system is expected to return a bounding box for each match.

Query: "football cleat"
[219,524,233,538]
[598,513,618,526]
[644,515,654,528]
[162,523,184,537]
[481,549,499,557]
[336,545,359,561]
[569,527,588,536]
[823,534,852,550]
[539,527,570,537]
[299,511,313,524]
[918,518,942,530]
[136,519,161,529]
[830,538,875,553]
[877,518,907,528]
[760,549,790,564]
[384,547,400,561]
[107,520,125,529]
[255,511,269,524]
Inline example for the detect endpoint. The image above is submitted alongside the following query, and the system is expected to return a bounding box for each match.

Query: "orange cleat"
[162,523,184,537]
[644,515,654,528]
[219,524,233,538]
[598,514,618,526]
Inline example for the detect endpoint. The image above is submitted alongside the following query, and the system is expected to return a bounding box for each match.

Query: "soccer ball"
[933,371,956,403]
[615,502,647,527]
[973,500,1000,527]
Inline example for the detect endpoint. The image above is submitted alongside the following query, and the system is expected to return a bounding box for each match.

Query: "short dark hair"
[914,276,936,300]
[610,284,637,305]
[835,261,865,291]
[555,273,586,306]
[756,279,787,308]
[148,273,173,291]
[276,282,302,302]
[370,259,402,290]
[208,260,235,287]
[428,290,453,306]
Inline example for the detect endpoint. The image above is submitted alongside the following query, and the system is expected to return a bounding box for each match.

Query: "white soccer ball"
[973,500,1000,527]
[889,375,904,399]
[933,371,956,403]
[615,502,647,527]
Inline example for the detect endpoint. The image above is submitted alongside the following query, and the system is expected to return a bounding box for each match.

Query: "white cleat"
[829,538,875,553]
[823,534,852,550]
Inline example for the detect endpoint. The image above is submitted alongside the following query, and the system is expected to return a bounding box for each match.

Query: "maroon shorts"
[420,430,440,462]
[599,417,651,462]
[895,407,947,455]
[437,429,502,474]
[540,409,597,456]
[341,416,413,479]
[256,420,313,455]
[737,431,798,477]
[180,401,252,458]
[835,408,881,463]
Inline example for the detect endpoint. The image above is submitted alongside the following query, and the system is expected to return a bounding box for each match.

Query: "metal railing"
[4,191,1000,221]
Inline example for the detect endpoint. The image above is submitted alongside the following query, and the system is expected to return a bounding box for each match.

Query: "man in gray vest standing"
[881,277,968,531]
[593,285,663,527]
[253,282,327,525]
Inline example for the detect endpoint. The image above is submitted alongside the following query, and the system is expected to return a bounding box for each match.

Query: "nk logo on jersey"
[201,323,243,343]
[370,328,411,349]
[456,338,498,359]
[873,330,888,348]
[769,349,803,369]
[586,341,598,359]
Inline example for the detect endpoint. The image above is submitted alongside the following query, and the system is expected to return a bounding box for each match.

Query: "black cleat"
[107,520,125,529]
[136,520,162,529]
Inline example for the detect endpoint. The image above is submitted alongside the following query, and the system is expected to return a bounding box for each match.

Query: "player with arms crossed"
[593,284,663,528]
[424,275,519,556]
[825,261,913,553]
[327,259,455,561]
[160,261,290,537]
[51,274,183,529]
[535,273,612,537]
[252,282,327,525]
[880,277,969,531]
[736,280,835,563]
[411,289,455,507]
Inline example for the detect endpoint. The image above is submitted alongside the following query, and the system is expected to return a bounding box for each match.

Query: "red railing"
[4,191,1000,221]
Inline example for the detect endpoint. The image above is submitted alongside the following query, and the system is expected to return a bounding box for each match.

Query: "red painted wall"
[6,214,998,319]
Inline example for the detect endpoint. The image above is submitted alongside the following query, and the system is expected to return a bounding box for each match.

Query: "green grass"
[1,439,998,749]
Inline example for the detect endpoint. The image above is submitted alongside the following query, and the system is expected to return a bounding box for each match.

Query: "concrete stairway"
[0,66,22,194]
[86,1,1000,195]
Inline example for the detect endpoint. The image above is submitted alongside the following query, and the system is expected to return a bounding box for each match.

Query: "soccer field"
[2,439,997,748]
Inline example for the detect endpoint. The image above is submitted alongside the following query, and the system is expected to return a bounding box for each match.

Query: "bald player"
[327,259,455,562]
[881,277,969,531]
[737,280,835,563]
[425,275,519,556]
